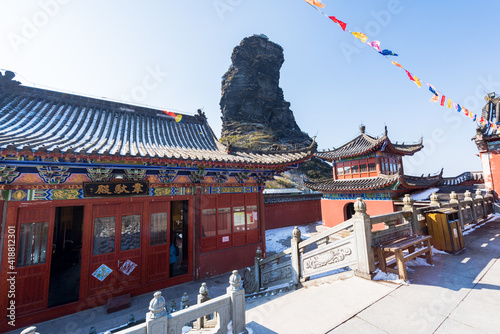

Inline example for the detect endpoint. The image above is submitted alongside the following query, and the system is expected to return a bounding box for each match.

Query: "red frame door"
[88,202,143,298]
[14,206,54,315]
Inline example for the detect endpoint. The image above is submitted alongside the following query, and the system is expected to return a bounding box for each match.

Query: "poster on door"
[119,259,137,276]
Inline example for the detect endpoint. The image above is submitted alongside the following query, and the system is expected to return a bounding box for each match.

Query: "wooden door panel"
[15,207,52,314]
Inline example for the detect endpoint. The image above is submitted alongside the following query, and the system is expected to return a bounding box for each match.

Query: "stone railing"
[245,189,496,289]
[20,271,247,334]
[244,201,374,293]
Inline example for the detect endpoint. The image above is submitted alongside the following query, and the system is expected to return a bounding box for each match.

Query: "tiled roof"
[315,128,423,161]
[305,174,400,192]
[401,171,443,189]
[305,171,443,192]
[0,77,315,168]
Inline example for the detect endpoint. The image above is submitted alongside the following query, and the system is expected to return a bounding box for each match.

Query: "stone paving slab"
[245,276,397,334]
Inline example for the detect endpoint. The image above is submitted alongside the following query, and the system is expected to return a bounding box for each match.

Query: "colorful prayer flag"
[379,49,398,56]
[430,94,439,103]
[413,76,422,88]
[464,108,469,116]
[453,102,458,110]
[457,104,462,112]
[329,16,346,31]
[367,40,381,52]
[447,98,452,108]
[405,70,414,81]
[304,0,325,8]
[427,83,438,96]
[392,61,404,69]
[440,95,446,106]
[352,32,368,43]
[473,114,477,122]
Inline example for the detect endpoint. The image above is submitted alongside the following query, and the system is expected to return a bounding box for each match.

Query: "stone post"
[475,189,485,218]
[449,191,459,204]
[402,194,420,235]
[254,246,262,291]
[430,192,440,207]
[448,191,465,229]
[464,190,476,223]
[146,291,168,334]
[180,292,189,309]
[352,198,375,279]
[194,282,211,329]
[290,226,302,286]
[227,270,248,334]
[20,327,39,334]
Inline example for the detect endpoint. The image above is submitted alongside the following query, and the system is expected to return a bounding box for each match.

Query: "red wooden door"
[147,201,170,282]
[15,206,53,315]
[117,202,142,290]
[88,203,142,298]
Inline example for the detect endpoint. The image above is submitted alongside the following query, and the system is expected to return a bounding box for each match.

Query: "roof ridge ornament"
[360,125,366,134]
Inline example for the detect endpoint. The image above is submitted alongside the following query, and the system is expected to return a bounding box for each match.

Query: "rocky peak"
[220,35,312,150]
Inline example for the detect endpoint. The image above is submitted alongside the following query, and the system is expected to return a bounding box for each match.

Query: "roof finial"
[360,124,365,134]
[384,125,388,136]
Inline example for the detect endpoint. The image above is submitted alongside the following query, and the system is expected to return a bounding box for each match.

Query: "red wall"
[264,200,322,230]
[321,199,395,228]
[196,242,263,279]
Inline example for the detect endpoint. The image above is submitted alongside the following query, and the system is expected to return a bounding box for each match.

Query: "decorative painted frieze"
[188,167,206,183]
[234,171,251,184]
[87,168,113,182]
[213,171,229,184]
[124,169,147,181]
[252,172,274,184]
[158,169,178,183]
[36,166,71,184]
[0,165,20,184]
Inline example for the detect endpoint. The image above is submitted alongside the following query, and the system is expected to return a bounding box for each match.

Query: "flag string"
[303,0,492,129]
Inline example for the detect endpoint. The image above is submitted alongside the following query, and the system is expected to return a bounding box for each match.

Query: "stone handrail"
[21,271,248,334]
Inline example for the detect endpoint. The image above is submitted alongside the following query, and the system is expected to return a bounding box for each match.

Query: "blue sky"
[1,0,499,176]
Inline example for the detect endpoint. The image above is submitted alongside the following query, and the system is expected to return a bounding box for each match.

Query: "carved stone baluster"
[430,192,440,207]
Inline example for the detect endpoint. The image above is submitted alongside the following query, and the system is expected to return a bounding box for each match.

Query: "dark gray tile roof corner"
[305,171,442,192]
[315,132,423,161]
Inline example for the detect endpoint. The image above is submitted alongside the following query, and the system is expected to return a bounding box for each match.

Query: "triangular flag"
[392,61,404,69]
[413,76,422,88]
[405,70,414,81]
[352,32,368,43]
[367,40,381,52]
[329,16,346,31]
[480,117,485,123]
[464,108,469,116]
[457,104,462,112]
[447,98,452,108]
[473,114,477,122]
[379,49,398,56]
[440,95,446,106]
[427,83,438,96]
[453,102,458,110]
[304,0,325,8]
[430,94,439,103]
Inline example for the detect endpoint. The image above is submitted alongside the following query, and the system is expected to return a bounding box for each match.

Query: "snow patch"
[265,222,321,253]
[410,187,439,201]
[372,269,408,285]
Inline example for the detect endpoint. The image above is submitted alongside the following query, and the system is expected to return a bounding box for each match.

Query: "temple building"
[305,126,442,227]
[0,71,316,329]
[475,93,500,200]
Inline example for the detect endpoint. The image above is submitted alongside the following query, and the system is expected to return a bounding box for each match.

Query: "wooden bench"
[375,235,433,281]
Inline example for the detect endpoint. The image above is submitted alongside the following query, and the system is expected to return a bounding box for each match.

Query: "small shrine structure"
[306,126,442,227]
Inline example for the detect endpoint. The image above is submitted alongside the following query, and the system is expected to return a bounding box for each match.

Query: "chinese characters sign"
[83,181,149,197]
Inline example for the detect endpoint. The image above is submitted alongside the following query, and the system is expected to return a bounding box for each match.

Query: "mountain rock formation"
[219,34,312,150]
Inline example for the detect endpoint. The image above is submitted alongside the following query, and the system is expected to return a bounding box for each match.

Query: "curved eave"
[399,171,443,190]
[304,174,400,192]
